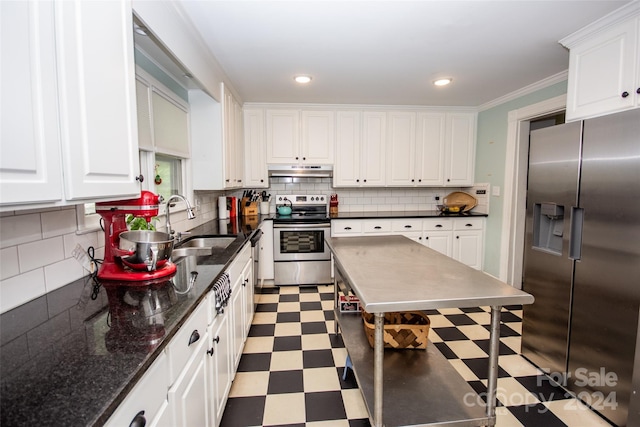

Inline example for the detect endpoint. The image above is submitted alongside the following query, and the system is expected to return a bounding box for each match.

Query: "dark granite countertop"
[0,215,266,427]
[329,210,488,219]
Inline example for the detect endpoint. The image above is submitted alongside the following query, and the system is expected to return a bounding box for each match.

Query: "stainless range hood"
[268,164,333,178]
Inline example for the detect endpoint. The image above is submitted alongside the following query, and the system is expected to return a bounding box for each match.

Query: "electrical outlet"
[435,195,440,201]
[72,244,94,273]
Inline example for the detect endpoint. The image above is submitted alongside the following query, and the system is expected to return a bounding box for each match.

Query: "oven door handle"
[274,222,330,229]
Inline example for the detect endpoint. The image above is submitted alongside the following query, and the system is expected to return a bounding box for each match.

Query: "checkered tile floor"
[220,285,613,427]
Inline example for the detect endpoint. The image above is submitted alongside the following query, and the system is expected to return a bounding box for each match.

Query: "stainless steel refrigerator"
[522,108,640,426]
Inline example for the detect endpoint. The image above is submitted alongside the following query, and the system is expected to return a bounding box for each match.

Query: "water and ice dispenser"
[532,202,564,255]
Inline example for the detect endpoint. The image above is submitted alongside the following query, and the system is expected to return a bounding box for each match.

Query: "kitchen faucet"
[165,194,196,239]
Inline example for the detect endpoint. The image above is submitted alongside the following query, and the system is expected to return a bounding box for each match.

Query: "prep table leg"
[374,313,384,427]
[486,306,501,427]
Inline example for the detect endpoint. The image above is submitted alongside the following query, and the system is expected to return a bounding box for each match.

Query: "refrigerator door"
[522,121,582,375]
[568,109,640,426]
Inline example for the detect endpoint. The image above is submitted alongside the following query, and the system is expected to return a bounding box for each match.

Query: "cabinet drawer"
[362,220,391,233]
[331,220,362,235]
[423,219,453,231]
[391,219,423,232]
[167,300,208,385]
[104,352,168,427]
[228,242,251,285]
[453,218,484,230]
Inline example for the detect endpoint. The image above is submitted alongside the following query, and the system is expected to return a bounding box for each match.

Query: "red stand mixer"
[96,191,177,282]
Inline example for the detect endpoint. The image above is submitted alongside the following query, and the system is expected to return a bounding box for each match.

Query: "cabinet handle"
[637,88,640,94]
[364,179,367,182]
[242,278,249,287]
[411,179,415,182]
[295,156,299,160]
[425,236,429,240]
[226,179,230,182]
[419,237,422,240]
[404,225,412,228]
[207,348,214,357]
[447,178,451,182]
[435,224,443,228]
[135,175,144,183]
[237,179,242,183]
[213,336,220,344]
[456,236,460,239]
[465,223,473,227]
[345,227,352,230]
[260,179,264,182]
[356,179,360,183]
[303,157,306,160]
[188,330,200,346]
[374,226,382,229]
[129,411,146,427]
[622,91,630,98]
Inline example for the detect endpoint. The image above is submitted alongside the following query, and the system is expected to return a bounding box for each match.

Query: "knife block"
[241,201,258,216]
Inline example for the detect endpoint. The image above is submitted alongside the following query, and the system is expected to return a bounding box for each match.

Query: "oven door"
[273,223,331,261]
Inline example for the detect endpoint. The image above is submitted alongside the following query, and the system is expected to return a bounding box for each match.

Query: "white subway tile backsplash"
[18,237,64,273]
[0,247,20,280]
[44,258,85,293]
[0,269,46,313]
[62,231,99,259]
[0,214,42,249]
[41,209,77,239]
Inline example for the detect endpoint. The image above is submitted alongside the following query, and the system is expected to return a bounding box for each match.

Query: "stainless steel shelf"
[335,309,490,427]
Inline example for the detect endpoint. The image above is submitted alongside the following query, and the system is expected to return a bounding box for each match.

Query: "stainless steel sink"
[172,236,237,260]
[177,236,236,249]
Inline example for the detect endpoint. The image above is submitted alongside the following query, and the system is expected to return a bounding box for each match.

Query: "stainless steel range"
[273,194,332,286]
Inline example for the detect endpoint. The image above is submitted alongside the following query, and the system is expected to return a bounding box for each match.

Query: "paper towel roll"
[218,196,227,219]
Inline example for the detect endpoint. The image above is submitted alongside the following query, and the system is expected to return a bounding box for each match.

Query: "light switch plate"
[492,186,501,196]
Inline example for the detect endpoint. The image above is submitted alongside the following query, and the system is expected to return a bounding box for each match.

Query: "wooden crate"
[362,311,430,350]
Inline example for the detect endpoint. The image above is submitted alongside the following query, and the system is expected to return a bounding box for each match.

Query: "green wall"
[476,81,568,278]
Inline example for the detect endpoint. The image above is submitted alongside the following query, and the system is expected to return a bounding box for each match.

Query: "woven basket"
[443,191,478,212]
[362,311,431,350]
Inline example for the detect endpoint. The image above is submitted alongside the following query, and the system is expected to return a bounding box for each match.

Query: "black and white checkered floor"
[221,285,613,427]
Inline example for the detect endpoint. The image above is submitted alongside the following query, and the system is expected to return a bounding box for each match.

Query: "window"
[154,154,182,201]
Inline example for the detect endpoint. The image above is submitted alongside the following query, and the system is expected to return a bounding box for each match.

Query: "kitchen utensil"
[437,204,467,214]
[443,191,477,212]
[117,230,175,271]
[277,199,292,216]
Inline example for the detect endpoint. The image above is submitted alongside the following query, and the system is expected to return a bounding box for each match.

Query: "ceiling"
[154,1,630,107]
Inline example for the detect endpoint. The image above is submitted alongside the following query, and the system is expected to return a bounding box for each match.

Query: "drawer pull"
[435,224,443,228]
[465,223,473,227]
[129,411,146,427]
[188,330,200,346]
[213,336,220,344]
[404,225,412,229]
[622,91,630,98]
[345,227,352,230]
[207,348,214,357]
[242,278,249,287]
[374,226,382,229]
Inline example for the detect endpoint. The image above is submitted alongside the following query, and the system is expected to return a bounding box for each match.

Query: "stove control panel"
[276,194,327,206]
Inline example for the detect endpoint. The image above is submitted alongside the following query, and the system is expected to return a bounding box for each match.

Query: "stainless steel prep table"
[326,235,534,427]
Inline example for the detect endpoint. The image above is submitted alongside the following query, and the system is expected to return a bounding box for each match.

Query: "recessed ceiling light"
[433,78,452,87]
[294,75,312,84]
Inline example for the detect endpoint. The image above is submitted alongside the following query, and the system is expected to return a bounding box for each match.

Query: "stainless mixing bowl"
[118,231,174,271]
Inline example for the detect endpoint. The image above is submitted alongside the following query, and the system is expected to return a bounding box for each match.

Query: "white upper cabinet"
[223,83,244,188]
[244,109,269,187]
[334,111,386,187]
[444,113,476,186]
[561,3,640,121]
[386,111,474,187]
[266,109,334,165]
[1,0,141,209]
[55,0,140,200]
[1,1,63,205]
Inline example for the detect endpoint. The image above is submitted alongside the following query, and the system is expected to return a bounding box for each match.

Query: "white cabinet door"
[259,220,275,280]
[266,110,299,163]
[334,111,361,187]
[565,17,639,121]
[444,113,476,186]
[208,311,232,427]
[361,112,386,187]
[0,1,63,205]
[386,112,416,186]
[241,257,254,336]
[136,77,154,151]
[453,230,483,270]
[190,89,224,190]
[416,112,446,186]
[244,108,268,187]
[168,336,210,427]
[55,0,140,200]
[301,110,334,164]
[230,276,245,370]
[424,231,453,257]
[234,97,245,188]
[104,352,169,427]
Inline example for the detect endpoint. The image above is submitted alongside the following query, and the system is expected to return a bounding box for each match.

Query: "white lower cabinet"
[208,307,232,427]
[331,218,484,270]
[104,352,169,427]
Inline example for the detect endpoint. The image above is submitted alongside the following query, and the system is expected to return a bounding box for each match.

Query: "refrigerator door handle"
[569,207,584,260]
